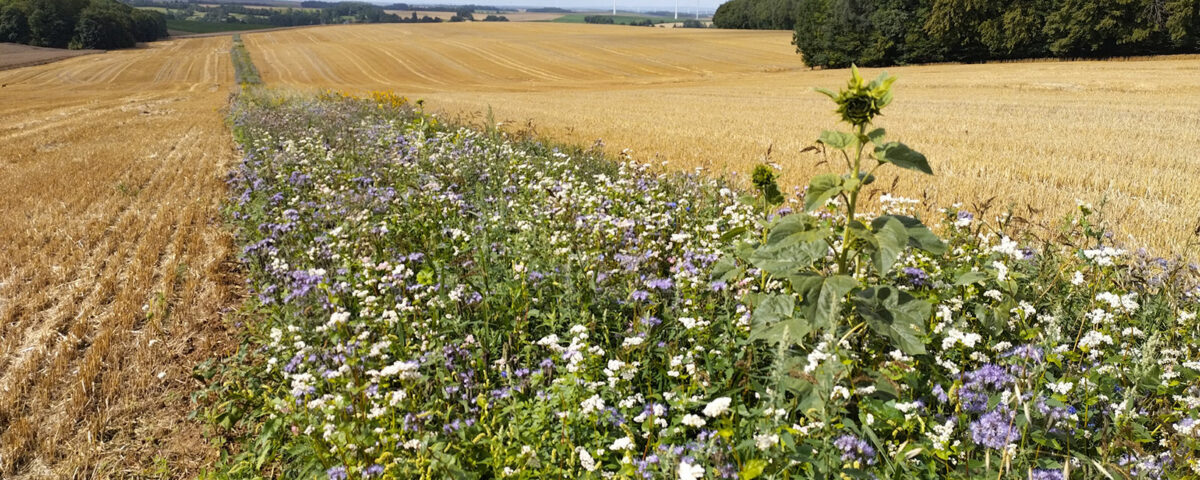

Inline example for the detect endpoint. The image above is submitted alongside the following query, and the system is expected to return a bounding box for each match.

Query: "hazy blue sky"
[396,1,726,13]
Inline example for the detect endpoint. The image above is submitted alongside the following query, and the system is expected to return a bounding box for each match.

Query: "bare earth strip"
[0,43,102,71]
[243,22,1200,257]
[0,36,237,478]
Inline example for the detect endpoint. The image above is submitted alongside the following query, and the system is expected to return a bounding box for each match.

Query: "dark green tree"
[73,0,135,49]
[0,3,31,44]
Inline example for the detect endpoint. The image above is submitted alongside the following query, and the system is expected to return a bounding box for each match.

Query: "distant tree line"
[526,7,569,13]
[713,0,1200,67]
[584,15,614,24]
[0,0,166,49]
[120,1,444,28]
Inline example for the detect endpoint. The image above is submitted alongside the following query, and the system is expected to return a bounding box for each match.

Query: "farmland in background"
[0,37,236,477]
[166,18,276,33]
[551,13,699,24]
[240,22,1200,258]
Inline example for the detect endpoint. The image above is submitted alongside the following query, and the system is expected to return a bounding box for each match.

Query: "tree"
[27,0,80,48]
[73,0,135,49]
[130,8,165,42]
[0,3,31,44]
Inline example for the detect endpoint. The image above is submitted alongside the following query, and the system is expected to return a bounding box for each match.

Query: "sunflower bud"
[751,164,784,206]
[817,65,896,128]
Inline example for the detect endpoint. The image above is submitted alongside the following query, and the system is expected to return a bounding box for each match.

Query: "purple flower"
[833,434,876,465]
[1031,468,1064,480]
[902,267,929,287]
[645,278,674,291]
[631,290,650,301]
[326,466,347,480]
[969,409,1020,450]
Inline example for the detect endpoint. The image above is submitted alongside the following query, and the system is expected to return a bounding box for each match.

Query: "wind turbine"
[675,0,678,19]
[612,0,616,15]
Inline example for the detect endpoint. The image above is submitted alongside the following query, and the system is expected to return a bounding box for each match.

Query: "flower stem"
[837,124,867,275]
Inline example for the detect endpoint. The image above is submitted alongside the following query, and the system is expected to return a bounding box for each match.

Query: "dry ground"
[0,36,237,477]
[0,43,101,71]
[242,22,1200,257]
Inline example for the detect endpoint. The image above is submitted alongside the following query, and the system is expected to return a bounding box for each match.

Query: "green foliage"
[230,35,262,86]
[73,0,136,49]
[0,0,165,50]
[0,3,30,43]
[203,72,1200,479]
[723,0,1200,66]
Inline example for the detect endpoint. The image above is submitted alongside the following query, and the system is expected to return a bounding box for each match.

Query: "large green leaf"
[804,174,844,212]
[749,240,827,277]
[875,141,932,175]
[866,127,886,145]
[953,270,988,286]
[766,214,831,248]
[871,217,908,274]
[853,286,931,355]
[872,215,946,255]
[819,130,857,150]
[749,293,801,342]
[789,273,858,332]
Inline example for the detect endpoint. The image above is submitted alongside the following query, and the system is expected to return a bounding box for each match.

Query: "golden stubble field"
[243,22,1200,257]
[0,38,236,477]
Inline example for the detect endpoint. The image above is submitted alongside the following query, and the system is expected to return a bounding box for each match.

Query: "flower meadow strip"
[205,90,1200,479]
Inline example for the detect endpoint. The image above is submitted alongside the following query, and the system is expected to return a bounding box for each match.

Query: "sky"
[399,0,727,13]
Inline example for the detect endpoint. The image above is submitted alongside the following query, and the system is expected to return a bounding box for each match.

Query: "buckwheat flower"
[609,436,635,451]
[576,447,598,472]
[969,409,1020,450]
[1047,381,1073,395]
[703,397,732,417]
[682,413,706,428]
[581,394,605,415]
[678,459,704,480]
[1071,270,1085,286]
[833,434,876,465]
[754,432,779,450]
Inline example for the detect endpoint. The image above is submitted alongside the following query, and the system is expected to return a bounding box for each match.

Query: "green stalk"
[836,123,867,275]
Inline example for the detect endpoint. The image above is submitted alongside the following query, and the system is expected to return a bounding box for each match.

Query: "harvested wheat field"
[0,37,237,477]
[243,22,1200,257]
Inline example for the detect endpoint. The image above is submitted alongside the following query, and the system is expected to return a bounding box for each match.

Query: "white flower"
[942,328,982,351]
[678,460,704,480]
[1079,330,1113,350]
[702,397,732,418]
[1071,271,1085,286]
[580,394,605,415]
[609,436,635,451]
[992,261,1009,282]
[681,414,706,428]
[577,447,598,472]
[1047,381,1073,395]
[983,289,1003,301]
[754,433,779,450]
[621,336,644,347]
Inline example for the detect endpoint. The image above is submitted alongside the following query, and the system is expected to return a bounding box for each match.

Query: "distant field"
[0,43,99,70]
[384,9,455,20]
[552,13,682,24]
[166,18,275,33]
[241,22,1200,257]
